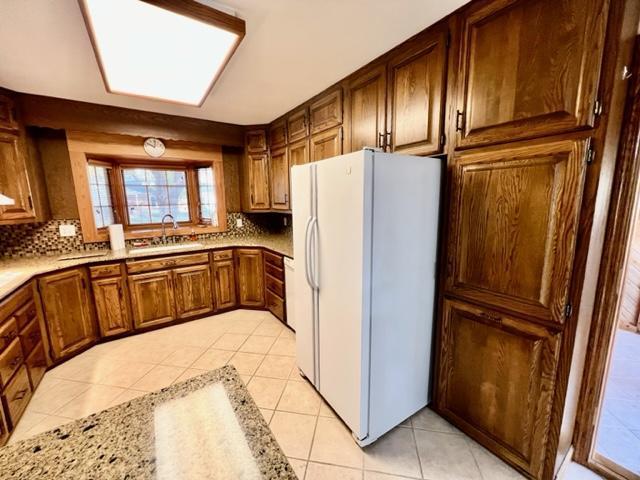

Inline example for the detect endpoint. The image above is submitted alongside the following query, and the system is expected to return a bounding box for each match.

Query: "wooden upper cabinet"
[445,138,588,324]
[92,275,132,337]
[269,147,290,211]
[245,129,267,153]
[287,108,309,143]
[128,270,176,329]
[38,269,96,360]
[173,265,213,319]
[436,298,561,478]
[248,153,270,210]
[310,89,343,135]
[0,95,19,133]
[310,126,343,162]
[236,249,265,307]
[288,139,309,167]
[269,119,287,149]
[0,132,35,223]
[387,25,447,155]
[344,64,387,153]
[455,0,608,148]
[213,256,237,311]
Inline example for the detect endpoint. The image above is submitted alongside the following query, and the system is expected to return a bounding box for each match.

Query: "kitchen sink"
[128,242,205,256]
[58,251,108,261]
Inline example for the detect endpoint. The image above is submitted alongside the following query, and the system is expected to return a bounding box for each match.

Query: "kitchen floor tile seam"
[464,435,492,480]
[410,424,425,480]
[363,467,422,480]
[304,461,365,479]
[27,383,94,415]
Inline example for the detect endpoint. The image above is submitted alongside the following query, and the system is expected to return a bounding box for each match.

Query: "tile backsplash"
[0,213,291,258]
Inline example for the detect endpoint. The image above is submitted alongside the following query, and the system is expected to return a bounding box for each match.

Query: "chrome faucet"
[160,214,178,244]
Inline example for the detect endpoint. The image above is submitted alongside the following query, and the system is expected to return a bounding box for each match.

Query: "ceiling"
[0,0,466,125]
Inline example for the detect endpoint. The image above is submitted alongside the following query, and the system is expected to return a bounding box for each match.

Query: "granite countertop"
[0,366,296,479]
[0,235,293,300]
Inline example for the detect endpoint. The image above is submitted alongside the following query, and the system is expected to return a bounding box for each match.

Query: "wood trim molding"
[66,130,227,243]
[17,93,244,147]
[572,35,640,471]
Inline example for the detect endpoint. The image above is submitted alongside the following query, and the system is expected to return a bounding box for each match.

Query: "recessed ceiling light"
[78,0,245,106]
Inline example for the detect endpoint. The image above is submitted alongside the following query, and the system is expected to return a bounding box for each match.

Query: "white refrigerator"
[291,148,441,446]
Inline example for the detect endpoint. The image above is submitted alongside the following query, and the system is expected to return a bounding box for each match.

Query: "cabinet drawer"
[3,365,31,428]
[265,274,284,298]
[14,300,36,330]
[0,284,32,324]
[126,253,209,274]
[0,338,23,387]
[0,317,19,352]
[264,262,284,281]
[264,251,284,268]
[266,290,285,321]
[19,318,41,357]
[213,250,233,261]
[90,263,122,279]
[26,342,46,390]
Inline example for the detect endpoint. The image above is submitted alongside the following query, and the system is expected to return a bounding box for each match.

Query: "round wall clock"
[143,137,165,158]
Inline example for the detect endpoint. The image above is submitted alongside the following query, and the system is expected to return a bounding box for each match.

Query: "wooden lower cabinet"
[38,268,97,360]
[236,249,265,307]
[213,257,237,311]
[0,404,8,446]
[25,342,46,390]
[174,265,213,319]
[436,297,562,478]
[3,365,32,428]
[128,270,176,329]
[92,276,132,337]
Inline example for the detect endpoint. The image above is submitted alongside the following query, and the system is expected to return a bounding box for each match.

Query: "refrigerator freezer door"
[292,164,317,385]
[315,150,373,440]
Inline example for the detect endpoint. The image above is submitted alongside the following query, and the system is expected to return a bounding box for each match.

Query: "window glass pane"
[128,206,151,225]
[167,171,186,185]
[197,167,217,222]
[87,164,115,229]
[122,167,191,225]
[147,186,169,206]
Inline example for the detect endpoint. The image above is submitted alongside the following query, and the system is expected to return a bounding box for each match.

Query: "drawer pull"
[9,356,22,368]
[1,332,17,341]
[29,332,40,341]
[12,388,28,401]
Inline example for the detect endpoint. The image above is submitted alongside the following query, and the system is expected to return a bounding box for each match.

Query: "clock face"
[143,138,165,158]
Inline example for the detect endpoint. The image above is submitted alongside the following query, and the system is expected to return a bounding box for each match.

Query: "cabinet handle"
[284,193,288,203]
[455,110,465,132]
[378,132,385,150]
[9,355,22,368]
[385,131,392,152]
[13,388,28,401]
[0,331,17,341]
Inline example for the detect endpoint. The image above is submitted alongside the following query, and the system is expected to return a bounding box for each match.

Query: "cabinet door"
[248,153,271,210]
[0,400,8,447]
[269,119,287,149]
[446,139,587,324]
[0,132,35,223]
[310,89,342,135]
[245,129,267,153]
[310,126,343,162]
[455,0,608,148]
[344,64,386,153]
[287,108,309,143]
[213,259,237,311]
[270,147,290,211]
[288,139,309,167]
[92,276,132,337]
[436,298,561,478]
[39,269,96,360]
[128,270,175,329]
[387,26,447,155]
[173,265,213,319]
[236,249,265,307]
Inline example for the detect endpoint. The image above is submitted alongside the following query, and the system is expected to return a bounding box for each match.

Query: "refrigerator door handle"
[310,216,320,289]
[304,216,314,288]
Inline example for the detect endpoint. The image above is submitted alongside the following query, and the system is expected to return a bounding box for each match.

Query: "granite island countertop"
[0,365,296,479]
[0,235,293,300]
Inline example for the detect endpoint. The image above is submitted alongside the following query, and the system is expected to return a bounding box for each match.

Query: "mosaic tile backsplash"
[0,213,292,258]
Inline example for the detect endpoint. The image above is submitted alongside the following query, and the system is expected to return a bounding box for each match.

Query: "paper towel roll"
[108,224,126,251]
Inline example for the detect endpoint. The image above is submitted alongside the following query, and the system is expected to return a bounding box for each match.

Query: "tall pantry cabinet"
[434,0,610,479]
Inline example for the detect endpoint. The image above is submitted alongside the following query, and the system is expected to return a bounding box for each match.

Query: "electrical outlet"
[59,224,76,237]
[236,217,243,228]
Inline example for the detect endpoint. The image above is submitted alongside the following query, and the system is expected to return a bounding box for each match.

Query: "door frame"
[573,36,640,480]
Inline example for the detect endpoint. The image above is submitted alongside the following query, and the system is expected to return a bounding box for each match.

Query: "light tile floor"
[595,329,640,476]
[8,309,524,479]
